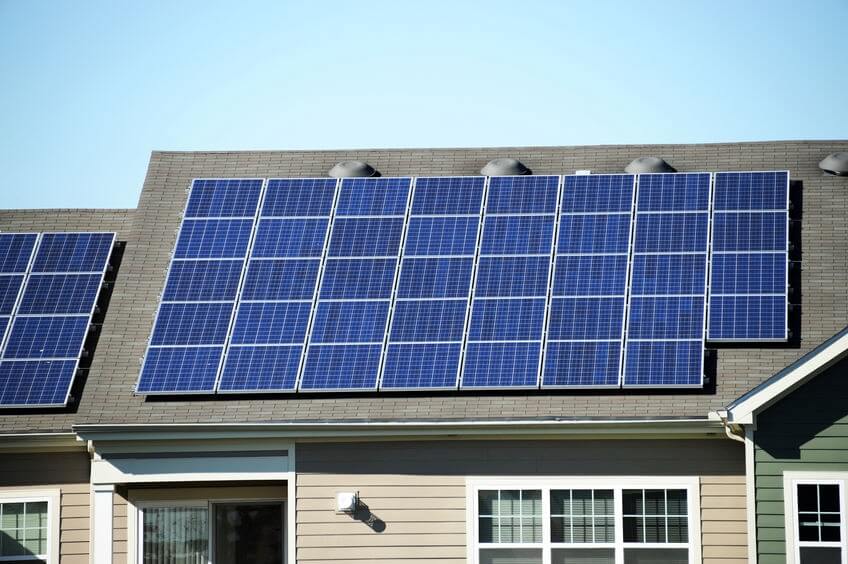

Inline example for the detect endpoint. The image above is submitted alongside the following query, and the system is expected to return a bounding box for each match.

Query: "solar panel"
[300,177,412,391]
[708,171,789,341]
[543,175,634,388]
[0,232,114,407]
[462,176,559,389]
[219,178,338,393]
[137,179,263,393]
[623,173,711,387]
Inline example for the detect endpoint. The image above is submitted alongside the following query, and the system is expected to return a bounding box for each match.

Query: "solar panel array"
[136,172,790,395]
[0,232,114,407]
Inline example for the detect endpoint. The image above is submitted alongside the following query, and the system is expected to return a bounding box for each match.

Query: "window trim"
[466,476,701,564]
[784,472,848,564]
[134,497,286,564]
[0,489,60,564]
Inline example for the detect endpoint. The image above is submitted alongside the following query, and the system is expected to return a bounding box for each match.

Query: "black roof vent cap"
[481,158,531,176]
[624,156,677,174]
[328,160,379,178]
[819,152,848,177]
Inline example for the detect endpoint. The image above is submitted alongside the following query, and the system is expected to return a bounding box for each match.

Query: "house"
[0,140,846,564]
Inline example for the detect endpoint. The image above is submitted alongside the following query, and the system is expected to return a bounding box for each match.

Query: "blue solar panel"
[562,174,634,213]
[300,344,383,391]
[711,212,787,252]
[31,233,114,273]
[481,216,554,255]
[468,299,545,341]
[553,255,628,296]
[17,274,102,314]
[396,258,474,299]
[262,178,337,217]
[163,260,243,302]
[474,256,550,297]
[0,233,37,273]
[634,213,709,253]
[137,347,223,393]
[543,342,621,387]
[390,300,467,342]
[335,177,411,216]
[0,360,77,407]
[230,302,311,345]
[630,255,707,295]
[252,218,329,258]
[175,219,254,259]
[241,260,320,301]
[623,341,703,387]
[557,214,632,254]
[548,298,625,340]
[381,343,462,390]
[627,297,705,340]
[150,303,234,346]
[710,253,786,294]
[714,171,788,211]
[485,176,559,214]
[636,173,711,212]
[310,301,390,344]
[3,316,90,358]
[218,345,302,392]
[708,295,787,341]
[404,216,479,256]
[320,259,397,299]
[0,276,24,314]
[462,342,541,389]
[411,177,485,215]
[328,218,405,257]
[185,179,263,218]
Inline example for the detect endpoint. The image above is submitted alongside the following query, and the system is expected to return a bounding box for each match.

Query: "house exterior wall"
[0,451,91,564]
[296,438,746,564]
[754,356,848,564]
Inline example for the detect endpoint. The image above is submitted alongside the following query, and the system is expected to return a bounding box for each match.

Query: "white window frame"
[0,489,60,564]
[466,476,701,564]
[135,497,287,564]
[784,472,848,564]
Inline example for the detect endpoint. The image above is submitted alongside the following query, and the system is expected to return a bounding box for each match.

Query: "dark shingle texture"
[2,141,847,432]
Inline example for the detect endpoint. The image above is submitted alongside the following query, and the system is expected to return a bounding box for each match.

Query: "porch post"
[92,484,115,564]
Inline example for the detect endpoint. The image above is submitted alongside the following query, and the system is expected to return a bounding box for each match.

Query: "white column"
[92,484,114,564]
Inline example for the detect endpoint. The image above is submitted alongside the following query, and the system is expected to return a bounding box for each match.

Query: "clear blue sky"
[1,1,845,209]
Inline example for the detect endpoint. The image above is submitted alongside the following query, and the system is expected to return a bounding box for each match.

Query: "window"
[471,480,699,564]
[139,500,284,564]
[0,495,55,563]
[794,481,846,564]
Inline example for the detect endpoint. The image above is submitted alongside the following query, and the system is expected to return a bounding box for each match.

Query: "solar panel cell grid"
[485,176,559,214]
[462,342,541,389]
[0,276,24,314]
[137,347,223,393]
[630,255,707,296]
[396,257,474,299]
[468,298,546,341]
[403,216,480,256]
[252,218,330,258]
[229,302,312,345]
[548,298,625,340]
[480,216,555,255]
[708,295,787,341]
[261,178,337,217]
[0,360,77,407]
[241,260,320,301]
[335,177,411,216]
[636,173,711,212]
[381,343,462,389]
[410,177,485,215]
[300,344,383,390]
[0,234,37,273]
[543,341,621,387]
[634,213,709,253]
[185,179,263,218]
[219,345,303,392]
[713,171,788,211]
[319,258,397,299]
[31,233,114,273]
[557,214,632,254]
[174,219,254,259]
[389,300,467,342]
[17,274,103,315]
[623,341,703,386]
[711,212,787,252]
[561,174,635,213]
[162,260,243,302]
[3,316,90,359]
[150,302,234,346]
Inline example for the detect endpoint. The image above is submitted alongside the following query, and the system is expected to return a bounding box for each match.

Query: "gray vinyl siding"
[297,439,746,564]
[754,355,848,564]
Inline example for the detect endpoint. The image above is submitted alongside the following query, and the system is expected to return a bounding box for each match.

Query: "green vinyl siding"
[754,356,848,564]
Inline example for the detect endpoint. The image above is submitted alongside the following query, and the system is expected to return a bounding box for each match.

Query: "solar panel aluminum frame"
[298,177,414,393]
[541,174,635,389]
[621,172,713,389]
[1,231,115,407]
[219,178,341,394]
[706,170,790,342]
[0,233,39,357]
[378,176,486,391]
[136,178,264,395]
[459,175,561,391]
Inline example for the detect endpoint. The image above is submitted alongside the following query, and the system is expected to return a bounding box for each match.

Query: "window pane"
[480,491,498,515]
[624,548,688,564]
[572,516,591,543]
[142,506,208,564]
[573,491,592,515]
[480,548,542,564]
[623,491,642,515]
[594,517,615,543]
[551,516,570,543]
[479,517,495,543]
[666,516,688,543]
[798,513,820,542]
[820,513,842,542]
[523,491,542,516]
[820,485,841,513]
[500,491,521,515]
[666,490,687,515]
[521,517,542,543]
[25,502,48,529]
[1,503,23,529]
[594,491,614,515]
[624,516,643,542]
[798,485,819,512]
[552,548,615,564]
[800,547,842,564]
[214,503,283,564]
[644,490,666,516]
[644,516,666,543]
[500,517,519,543]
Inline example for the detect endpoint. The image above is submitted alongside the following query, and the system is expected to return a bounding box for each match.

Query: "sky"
[1,1,846,209]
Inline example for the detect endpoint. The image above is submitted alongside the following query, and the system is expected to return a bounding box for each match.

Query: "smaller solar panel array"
[708,172,789,341]
[0,232,114,407]
[136,171,790,395]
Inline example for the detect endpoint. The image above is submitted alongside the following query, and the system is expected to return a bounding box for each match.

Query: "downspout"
[716,409,745,442]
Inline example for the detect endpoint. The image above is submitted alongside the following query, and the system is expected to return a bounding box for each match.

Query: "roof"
[2,140,848,433]
[719,324,848,424]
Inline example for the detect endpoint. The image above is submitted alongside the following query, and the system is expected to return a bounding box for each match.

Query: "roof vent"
[480,158,531,176]
[624,156,677,174]
[819,152,848,177]
[328,160,379,178]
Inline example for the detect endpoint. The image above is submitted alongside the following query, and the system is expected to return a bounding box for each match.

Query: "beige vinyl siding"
[296,439,746,564]
[0,451,90,563]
